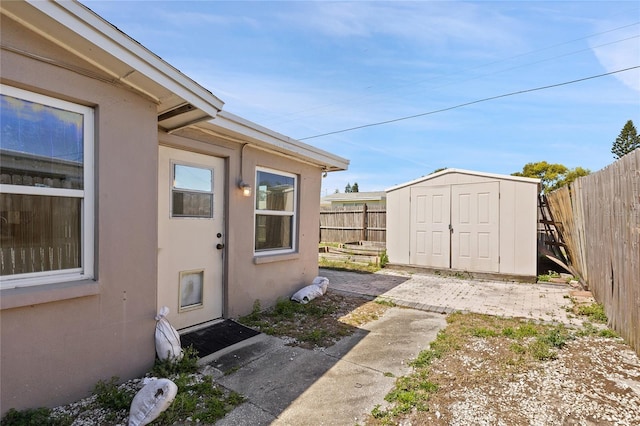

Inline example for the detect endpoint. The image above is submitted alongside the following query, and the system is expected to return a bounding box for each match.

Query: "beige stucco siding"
[1,17,158,412]
[229,147,322,317]
[160,131,323,318]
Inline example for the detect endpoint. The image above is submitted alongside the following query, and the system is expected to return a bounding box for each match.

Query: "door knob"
[216,243,225,250]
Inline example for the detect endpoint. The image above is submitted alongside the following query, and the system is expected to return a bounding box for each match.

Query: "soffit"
[195,113,349,172]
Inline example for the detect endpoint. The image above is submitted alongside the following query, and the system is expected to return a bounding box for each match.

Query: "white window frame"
[0,84,95,289]
[254,167,297,256]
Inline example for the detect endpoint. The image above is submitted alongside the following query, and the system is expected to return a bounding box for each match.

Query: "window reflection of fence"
[319,205,386,243]
[0,193,81,276]
[546,149,639,355]
[0,243,80,276]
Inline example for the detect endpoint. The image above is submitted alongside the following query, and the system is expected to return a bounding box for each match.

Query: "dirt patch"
[366,312,640,425]
[238,290,391,349]
[421,337,639,425]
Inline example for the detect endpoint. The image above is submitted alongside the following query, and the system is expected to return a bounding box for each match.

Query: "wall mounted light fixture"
[240,182,252,197]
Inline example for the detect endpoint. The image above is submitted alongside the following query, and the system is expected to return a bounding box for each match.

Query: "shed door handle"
[216,243,225,250]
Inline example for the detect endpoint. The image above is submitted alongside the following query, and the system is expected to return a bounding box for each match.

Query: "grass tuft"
[92,376,135,412]
[150,346,199,377]
[576,303,608,323]
[0,407,72,426]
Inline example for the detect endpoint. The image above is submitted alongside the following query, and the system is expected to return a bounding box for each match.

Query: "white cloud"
[277,2,523,51]
[590,23,640,92]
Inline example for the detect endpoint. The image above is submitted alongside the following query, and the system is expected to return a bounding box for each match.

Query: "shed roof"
[386,168,541,192]
[2,0,349,172]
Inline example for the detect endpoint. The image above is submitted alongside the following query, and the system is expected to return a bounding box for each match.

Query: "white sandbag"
[128,378,178,426]
[154,306,183,361]
[291,284,324,304]
[312,276,329,294]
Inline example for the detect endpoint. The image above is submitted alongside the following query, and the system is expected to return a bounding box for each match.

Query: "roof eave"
[195,111,349,172]
[3,1,349,171]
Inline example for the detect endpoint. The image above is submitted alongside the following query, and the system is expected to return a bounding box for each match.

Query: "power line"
[299,66,640,141]
[269,22,639,128]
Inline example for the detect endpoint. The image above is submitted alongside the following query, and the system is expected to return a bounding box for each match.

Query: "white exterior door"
[410,186,451,268]
[158,146,225,330]
[451,182,499,272]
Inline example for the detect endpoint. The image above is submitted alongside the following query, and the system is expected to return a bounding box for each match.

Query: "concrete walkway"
[211,269,577,425]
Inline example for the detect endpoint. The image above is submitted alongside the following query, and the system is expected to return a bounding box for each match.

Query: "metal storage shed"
[386,169,541,279]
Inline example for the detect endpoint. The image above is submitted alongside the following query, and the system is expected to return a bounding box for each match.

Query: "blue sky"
[85,1,640,196]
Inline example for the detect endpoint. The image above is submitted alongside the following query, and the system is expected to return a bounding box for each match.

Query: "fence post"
[362,204,368,241]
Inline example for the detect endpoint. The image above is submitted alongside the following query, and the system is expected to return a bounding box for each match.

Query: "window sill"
[253,252,300,265]
[1,279,100,310]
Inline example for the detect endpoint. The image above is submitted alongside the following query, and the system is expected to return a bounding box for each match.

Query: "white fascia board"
[386,168,541,192]
[17,0,223,114]
[204,111,349,172]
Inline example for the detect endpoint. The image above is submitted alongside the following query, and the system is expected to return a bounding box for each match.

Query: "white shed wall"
[386,187,411,264]
[386,170,539,278]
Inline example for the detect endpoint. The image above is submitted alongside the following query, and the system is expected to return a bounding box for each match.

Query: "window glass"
[0,194,81,275]
[256,171,294,212]
[255,215,293,251]
[173,164,211,192]
[172,192,213,217]
[0,85,93,287]
[0,94,84,189]
[171,164,213,218]
[254,168,297,253]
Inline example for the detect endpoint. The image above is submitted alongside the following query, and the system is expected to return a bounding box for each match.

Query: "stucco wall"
[1,17,158,413]
[160,130,323,319]
[229,147,322,317]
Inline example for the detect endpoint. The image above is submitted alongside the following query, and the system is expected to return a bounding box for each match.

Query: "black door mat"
[180,320,261,359]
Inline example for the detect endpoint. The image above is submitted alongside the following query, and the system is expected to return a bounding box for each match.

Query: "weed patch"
[149,346,199,377]
[93,376,135,414]
[1,408,72,426]
[319,257,381,273]
[238,291,390,349]
[576,303,608,323]
[2,346,244,425]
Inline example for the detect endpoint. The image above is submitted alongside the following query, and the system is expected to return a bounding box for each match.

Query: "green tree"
[512,161,590,193]
[351,182,359,192]
[611,120,640,159]
[345,183,352,193]
[562,167,591,189]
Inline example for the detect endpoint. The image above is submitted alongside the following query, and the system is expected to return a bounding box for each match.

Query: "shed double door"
[410,182,499,272]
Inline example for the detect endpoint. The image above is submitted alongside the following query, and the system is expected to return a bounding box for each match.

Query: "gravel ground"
[385,325,640,426]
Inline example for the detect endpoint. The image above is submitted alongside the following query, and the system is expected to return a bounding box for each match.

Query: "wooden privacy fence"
[547,149,639,354]
[319,205,386,243]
